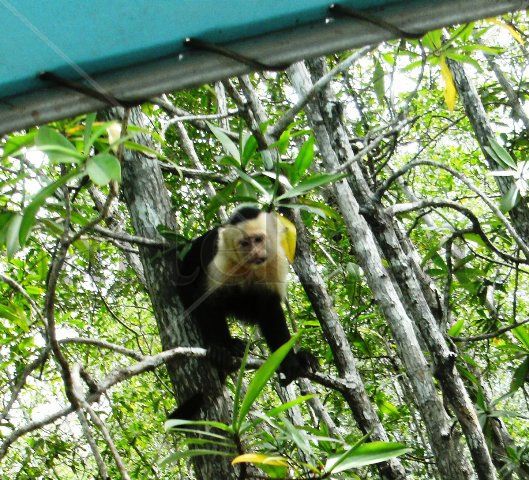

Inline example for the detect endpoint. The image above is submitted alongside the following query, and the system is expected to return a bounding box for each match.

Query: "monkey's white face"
[209,212,289,297]
[235,231,268,266]
[221,212,279,269]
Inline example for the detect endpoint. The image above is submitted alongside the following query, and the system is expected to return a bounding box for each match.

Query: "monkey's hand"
[278,349,319,386]
[207,338,246,374]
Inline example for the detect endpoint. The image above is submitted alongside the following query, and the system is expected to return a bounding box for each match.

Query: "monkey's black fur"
[227,205,262,225]
[170,207,317,419]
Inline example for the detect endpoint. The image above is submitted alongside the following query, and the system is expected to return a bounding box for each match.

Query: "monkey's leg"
[256,292,318,385]
[255,293,292,351]
[195,308,245,373]
[169,311,238,421]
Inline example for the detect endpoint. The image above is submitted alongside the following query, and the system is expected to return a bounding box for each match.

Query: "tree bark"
[450,58,529,477]
[293,215,407,480]
[450,59,529,242]
[226,76,407,479]
[289,60,481,480]
[110,107,236,479]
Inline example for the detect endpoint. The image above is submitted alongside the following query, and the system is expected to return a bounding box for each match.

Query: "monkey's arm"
[256,291,318,385]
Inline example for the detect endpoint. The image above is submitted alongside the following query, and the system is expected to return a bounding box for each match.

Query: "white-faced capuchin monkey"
[170,206,318,419]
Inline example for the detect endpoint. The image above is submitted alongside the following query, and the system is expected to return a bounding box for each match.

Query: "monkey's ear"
[276,214,297,263]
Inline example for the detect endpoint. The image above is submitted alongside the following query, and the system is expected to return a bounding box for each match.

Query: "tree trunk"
[293,213,407,480]
[289,60,481,479]
[111,107,236,480]
[450,58,529,477]
[226,76,407,480]
[450,59,529,242]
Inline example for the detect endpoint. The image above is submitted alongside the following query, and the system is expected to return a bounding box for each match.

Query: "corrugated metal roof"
[0,0,526,134]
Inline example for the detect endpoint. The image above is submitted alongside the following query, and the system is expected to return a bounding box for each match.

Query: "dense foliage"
[1,12,529,479]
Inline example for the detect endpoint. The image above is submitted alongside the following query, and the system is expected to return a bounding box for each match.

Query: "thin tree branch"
[71,364,131,480]
[270,46,376,138]
[484,48,529,130]
[333,118,410,173]
[0,345,345,460]
[89,224,169,247]
[375,159,529,259]
[58,337,142,360]
[174,121,228,222]
[153,95,239,140]
[161,109,238,136]
[452,318,529,343]
[389,199,526,264]
[159,162,228,184]
[75,408,109,480]
[0,349,49,422]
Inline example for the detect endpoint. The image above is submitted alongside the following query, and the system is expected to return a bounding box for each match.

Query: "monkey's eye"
[239,239,250,248]
[254,235,264,243]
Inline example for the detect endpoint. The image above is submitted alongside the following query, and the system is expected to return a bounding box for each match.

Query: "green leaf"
[292,136,314,183]
[499,183,519,213]
[36,126,82,164]
[0,304,23,323]
[513,326,529,352]
[207,122,240,161]
[228,338,252,432]
[462,232,488,247]
[267,394,315,418]
[123,140,159,157]
[235,333,299,429]
[83,113,96,153]
[183,438,234,449]
[510,356,529,392]
[280,417,313,454]
[85,153,121,186]
[402,60,425,72]
[276,173,347,201]
[276,128,291,155]
[88,120,118,151]
[423,30,442,51]
[165,418,233,433]
[19,169,80,246]
[325,442,411,474]
[241,134,258,168]
[251,463,289,479]
[460,44,503,55]
[448,318,465,337]
[159,449,233,468]
[2,132,36,158]
[444,51,481,70]
[373,59,385,104]
[0,211,15,246]
[218,156,240,168]
[234,168,271,199]
[486,138,517,169]
[454,23,475,42]
[0,305,28,331]
[244,394,316,433]
[6,213,22,258]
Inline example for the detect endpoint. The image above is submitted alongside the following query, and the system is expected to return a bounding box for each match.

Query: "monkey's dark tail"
[168,392,205,420]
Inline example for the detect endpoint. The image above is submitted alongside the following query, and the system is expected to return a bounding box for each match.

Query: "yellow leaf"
[277,214,297,264]
[65,125,83,135]
[232,453,288,467]
[486,18,524,45]
[439,55,457,111]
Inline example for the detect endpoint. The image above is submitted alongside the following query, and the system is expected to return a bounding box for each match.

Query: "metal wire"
[329,3,425,39]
